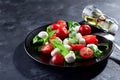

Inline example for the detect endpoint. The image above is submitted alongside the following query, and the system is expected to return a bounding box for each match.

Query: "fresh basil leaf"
[74,51,82,60]
[68,21,80,32]
[33,35,43,44]
[32,26,56,52]
[52,39,69,56]
[68,21,80,28]
[89,46,102,58]
[98,43,109,50]
[89,46,102,57]
[68,31,78,44]
[46,26,51,32]
[67,21,80,44]
[68,38,78,44]
[46,26,56,39]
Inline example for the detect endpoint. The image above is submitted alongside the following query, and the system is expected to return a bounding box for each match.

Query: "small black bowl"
[24,22,114,68]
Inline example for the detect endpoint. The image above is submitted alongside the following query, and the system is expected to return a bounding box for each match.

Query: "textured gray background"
[0,0,120,80]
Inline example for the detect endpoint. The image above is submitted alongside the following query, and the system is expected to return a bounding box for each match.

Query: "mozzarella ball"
[45,42,49,45]
[87,44,97,50]
[76,33,82,40]
[63,38,69,45]
[73,26,80,32]
[65,51,76,63]
[64,45,71,50]
[38,31,48,38]
[51,48,60,56]
[79,38,86,45]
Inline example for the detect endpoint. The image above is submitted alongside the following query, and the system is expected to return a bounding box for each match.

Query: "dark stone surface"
[0,0,120,80]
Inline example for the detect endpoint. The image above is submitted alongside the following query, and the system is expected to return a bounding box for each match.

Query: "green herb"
[52,39,69,56]
[32,26,56,52]
[46,26,56,39]
[88,43,109,58]
[89,46,102,58]
[97,43,109,50]
[68,21,80,32]
[68,32,78,43]
[32,35,48,53]
[67,21,80,44]
[74,51,82,60]
[32,26,55,45]
[32,35,43,44]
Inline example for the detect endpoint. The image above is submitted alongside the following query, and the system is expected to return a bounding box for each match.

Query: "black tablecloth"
[0,0,120,80]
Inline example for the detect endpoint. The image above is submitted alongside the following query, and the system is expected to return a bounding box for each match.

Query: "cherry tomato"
[51,53,64,64]
[79,24,91,35]
[70,44,85,51]
[80,47,94,59]
[41,44,53,54]
[50,34,57,39]
[83,35,98,45]
[56,27,69,39]
[83,35,96,39]
[50,23,60,30]
[57,20,67,27]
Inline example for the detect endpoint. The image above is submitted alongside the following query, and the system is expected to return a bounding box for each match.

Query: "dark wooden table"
[0,0,120,80]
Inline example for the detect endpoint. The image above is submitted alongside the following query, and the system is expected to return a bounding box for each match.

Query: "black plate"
[24,22,114,68]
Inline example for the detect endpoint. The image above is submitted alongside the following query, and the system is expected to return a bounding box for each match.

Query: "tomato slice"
[70,44,85,51]
[51,53,64,64]
[80,47,94,59]
[56,27,69,39]
[79,24,91,35]
[57,20,67,28]
[83,35,98,45]
[41,44,53,54]
[50,23,60,30]
[83,35,96,39]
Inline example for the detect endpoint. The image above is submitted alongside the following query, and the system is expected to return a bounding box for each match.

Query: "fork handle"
[113,42,120,50]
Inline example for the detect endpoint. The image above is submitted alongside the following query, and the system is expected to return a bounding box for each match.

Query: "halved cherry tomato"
[83,35,98,45]
[41,44,53,54]
[70,44,85,51]
[56,27,69,39]
[50,23,60,30]
[79,24,91,35]
[50,20,66,30]
[51,53,64,64]
[57,20,67,27]
[83,35,96,39]
[80,47,94,59]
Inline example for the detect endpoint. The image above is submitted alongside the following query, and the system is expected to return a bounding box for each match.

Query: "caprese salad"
[32,20,108,65]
